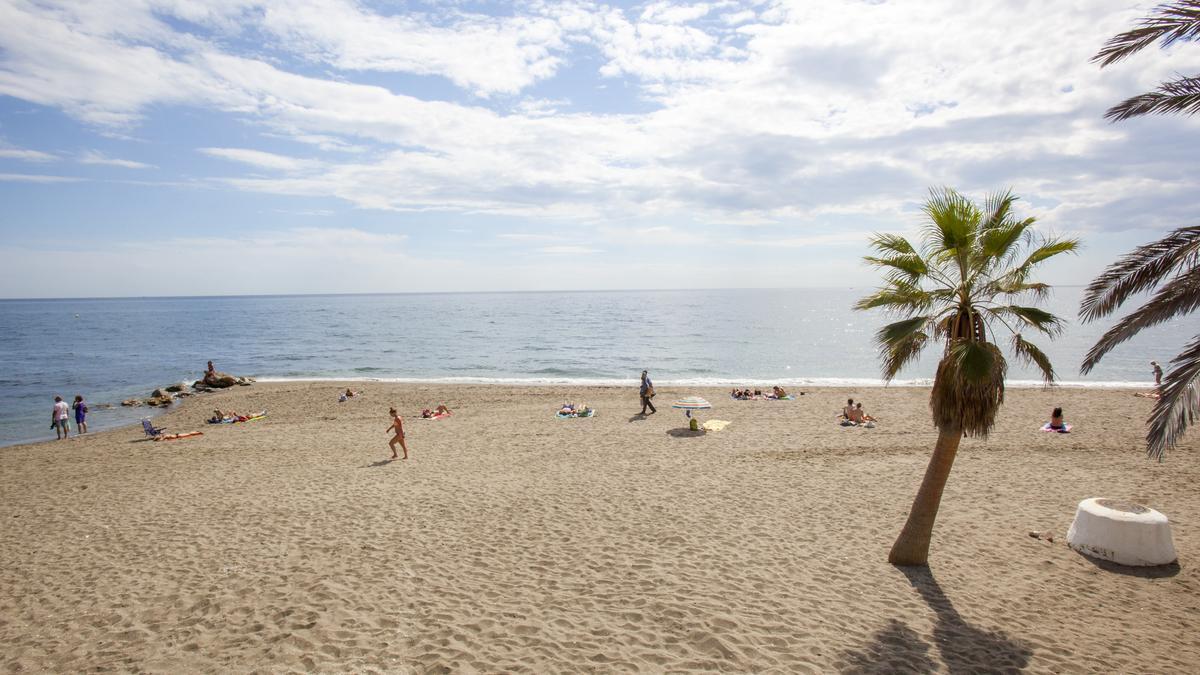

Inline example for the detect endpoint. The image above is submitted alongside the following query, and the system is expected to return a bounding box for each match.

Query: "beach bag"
[646,385,656,398]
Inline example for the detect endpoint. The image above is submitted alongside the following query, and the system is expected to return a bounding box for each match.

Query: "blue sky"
[0,0,1197,297]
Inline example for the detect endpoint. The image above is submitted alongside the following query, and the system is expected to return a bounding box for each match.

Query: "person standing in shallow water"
[387,407,408,460]
[51,396,69,440]
[639,370,657,415]
[72,395,88,435]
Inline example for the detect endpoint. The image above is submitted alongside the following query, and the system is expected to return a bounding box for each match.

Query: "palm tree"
[855,188,1079,566]
[1080,2,1200,460]
[1093,1,1200,120]
[1080,228,1200,460]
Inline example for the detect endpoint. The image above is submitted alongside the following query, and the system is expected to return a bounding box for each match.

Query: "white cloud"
[79,150,154,169]
[0,147,57,162]
[199,147,318,172]
[0,0,1195,263]
[0,173,81,183]
[538,245,602,254]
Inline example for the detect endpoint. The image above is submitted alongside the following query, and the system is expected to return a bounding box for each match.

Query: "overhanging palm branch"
[1094,1,1200,121]
[1104,75,1200,121]
[1093,1,1200,66]
[1080,226,1200,459]
[1147,336,1200,460]
[1078,226,1200,323]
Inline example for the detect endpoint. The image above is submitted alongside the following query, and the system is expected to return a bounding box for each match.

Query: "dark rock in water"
[150,388,171,399]
[165,383,186,393]
[145,396,173,407]
[203,371,239,388]
[121,399,142,407]
[192,380,210,391]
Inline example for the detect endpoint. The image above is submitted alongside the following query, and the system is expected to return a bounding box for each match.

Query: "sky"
[0,0,1197,298]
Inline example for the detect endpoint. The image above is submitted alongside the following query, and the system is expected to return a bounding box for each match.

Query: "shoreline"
[3,380,1154,452]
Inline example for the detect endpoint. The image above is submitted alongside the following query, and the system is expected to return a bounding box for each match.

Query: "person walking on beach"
[1152,361,1163,386]
[639,370,657,415]
[51,396,70,440]
[387,407,408,460]
[72,395,88,435]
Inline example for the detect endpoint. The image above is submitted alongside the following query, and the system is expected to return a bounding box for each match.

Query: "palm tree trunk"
[888,426,964,566]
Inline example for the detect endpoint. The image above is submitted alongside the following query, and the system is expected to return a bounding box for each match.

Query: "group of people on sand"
[50,395,88,439]
[731,386,789,400]
[839,398,878,427]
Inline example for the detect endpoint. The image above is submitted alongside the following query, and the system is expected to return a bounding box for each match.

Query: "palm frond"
[1093,1,1200,67]
[1081,266,1200,373]
[981,190,1018,231]
[979,218,1033,262]
[1079,226,1200,322]
[921,187,979,259]
[990,305,1065,337]
[1010,333,1056,384]
[881,330,930,381]
[863,253,929,281]
[868,233,918,256]
[874,316,931,347]
[1147,333,1200,460]
[1022,238,1081,266]
[930,340,1006,437]
[854,282,933,315]
[1104,74,1200,121]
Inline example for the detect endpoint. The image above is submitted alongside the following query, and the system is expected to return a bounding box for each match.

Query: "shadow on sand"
[1077,553,1180,578]
[836,618,937,674]
[665,428,705,438]
[363,459,395,468]
[840,567,1032,673]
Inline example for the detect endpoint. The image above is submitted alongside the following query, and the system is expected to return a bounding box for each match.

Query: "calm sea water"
[0,287,1187,446]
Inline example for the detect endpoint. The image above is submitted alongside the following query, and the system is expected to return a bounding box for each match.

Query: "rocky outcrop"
[121,399,142,407]
[165,383,186,393]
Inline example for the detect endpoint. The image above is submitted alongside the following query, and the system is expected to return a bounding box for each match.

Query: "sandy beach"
[2,382,1198,672]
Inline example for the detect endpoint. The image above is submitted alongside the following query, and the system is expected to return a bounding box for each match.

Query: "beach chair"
[142,418,166,438]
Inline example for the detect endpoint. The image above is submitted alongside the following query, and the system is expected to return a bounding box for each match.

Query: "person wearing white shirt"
[52,396,70,440]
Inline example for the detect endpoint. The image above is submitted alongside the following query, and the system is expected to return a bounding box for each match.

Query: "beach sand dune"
[2,383,1198,672]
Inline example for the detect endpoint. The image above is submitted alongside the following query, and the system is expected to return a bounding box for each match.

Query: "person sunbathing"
[1048,407,1066,431]
[856,402,877,426]
[773,386,787,398]
[435,404,450,415]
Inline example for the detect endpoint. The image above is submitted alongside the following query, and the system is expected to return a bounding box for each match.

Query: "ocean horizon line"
[0,284,1092,303]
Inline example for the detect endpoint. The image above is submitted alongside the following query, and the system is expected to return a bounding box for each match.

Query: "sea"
[0,287,1187,447]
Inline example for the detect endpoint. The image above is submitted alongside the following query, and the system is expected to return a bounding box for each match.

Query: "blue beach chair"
[142,418,166,438]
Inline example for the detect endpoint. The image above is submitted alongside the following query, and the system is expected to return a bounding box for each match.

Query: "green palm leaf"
[1093,1,1200,67]
[1011,334,1056,384]
[1079,226,1200,322]
[1147,335,1200,460]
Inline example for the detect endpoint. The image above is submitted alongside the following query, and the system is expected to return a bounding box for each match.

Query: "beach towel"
[1134,392,1160,399]
[702,419,730,432]
[1041,423,1072,433]
[557,409,595,418]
